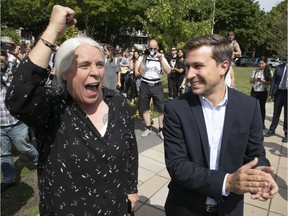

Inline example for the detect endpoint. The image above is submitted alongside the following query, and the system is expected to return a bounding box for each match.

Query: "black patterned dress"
[5,57,138,216]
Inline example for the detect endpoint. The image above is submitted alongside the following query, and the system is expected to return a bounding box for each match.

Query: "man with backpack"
[137,39,171,140]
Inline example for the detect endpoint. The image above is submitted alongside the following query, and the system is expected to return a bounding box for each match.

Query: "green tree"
[1,0,141,44]
[46,0,146,45]
[1,0,53,37]
[3,0,285,56]
[56,26,79,46]
[1,28,20,44]
[1,0,213,49]
[138,0,211,50]
[214,0,268,53]
[266,0,287,59]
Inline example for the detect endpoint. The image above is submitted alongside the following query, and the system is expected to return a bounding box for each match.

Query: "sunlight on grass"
[233,66,255,96]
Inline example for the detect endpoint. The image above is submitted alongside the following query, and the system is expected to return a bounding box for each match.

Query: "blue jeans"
[1,121,39,184]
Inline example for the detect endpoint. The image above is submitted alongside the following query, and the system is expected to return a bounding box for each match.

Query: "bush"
[1,28,20,44]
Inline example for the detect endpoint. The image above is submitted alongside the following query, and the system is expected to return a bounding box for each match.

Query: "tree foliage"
[138,0,211,50]
[1,0,285,56]
[1,0,53,36]
[56,26,79,46]
[266,0,287,59]
[214,0,269,51]
[1,28,21,44]
[1,0,211,49]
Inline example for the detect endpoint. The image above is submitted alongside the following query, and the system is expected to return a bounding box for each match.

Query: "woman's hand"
[128,193,139,209]
[46,5,77,40]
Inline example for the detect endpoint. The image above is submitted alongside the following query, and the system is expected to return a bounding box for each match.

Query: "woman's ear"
[60,72,67,81]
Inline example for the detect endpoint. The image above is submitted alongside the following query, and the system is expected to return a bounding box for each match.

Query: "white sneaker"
[158,131,164,140]
[141,128,152,137]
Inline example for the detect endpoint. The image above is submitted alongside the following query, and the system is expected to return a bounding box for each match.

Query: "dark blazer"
[163,88,270,216]
[269,63,286,96]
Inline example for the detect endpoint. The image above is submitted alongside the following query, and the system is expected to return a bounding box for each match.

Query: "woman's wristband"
[39,38,57,52]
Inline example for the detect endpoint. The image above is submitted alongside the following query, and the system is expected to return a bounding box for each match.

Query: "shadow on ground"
[1,155,38,216]
[134,195,165,216]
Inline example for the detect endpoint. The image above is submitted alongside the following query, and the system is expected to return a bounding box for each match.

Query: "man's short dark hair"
[183,34,232,65]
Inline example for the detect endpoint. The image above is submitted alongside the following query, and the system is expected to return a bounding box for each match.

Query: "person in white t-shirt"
[137,39,171,139]
[250,59,272,129]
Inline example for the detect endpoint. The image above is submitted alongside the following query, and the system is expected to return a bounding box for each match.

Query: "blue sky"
[257,0,284,12]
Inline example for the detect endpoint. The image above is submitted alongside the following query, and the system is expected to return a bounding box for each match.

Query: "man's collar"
[199,85,228,108]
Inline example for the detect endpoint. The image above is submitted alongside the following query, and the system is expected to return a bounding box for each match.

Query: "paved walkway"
[133,102,287,216]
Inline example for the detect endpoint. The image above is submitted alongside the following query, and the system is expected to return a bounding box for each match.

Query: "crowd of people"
[1,4,286,216]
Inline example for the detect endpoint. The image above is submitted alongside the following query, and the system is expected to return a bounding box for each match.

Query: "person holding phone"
[250,58,272,129]
[137,39,171,140]
[0,41,15,51]
[0,37,23,69]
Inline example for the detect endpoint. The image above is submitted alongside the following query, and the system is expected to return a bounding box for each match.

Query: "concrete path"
[133,102,287,216]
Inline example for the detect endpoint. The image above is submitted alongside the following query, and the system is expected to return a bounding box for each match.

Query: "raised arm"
[5,5,77,128]
[156,53,171,74]
[29,5,76,68]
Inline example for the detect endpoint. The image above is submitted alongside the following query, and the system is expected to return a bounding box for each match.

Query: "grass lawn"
[234,66,254,95]
[1,66,257,216]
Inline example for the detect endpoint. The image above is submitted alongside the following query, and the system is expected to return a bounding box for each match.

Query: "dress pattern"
[5,57,138,216]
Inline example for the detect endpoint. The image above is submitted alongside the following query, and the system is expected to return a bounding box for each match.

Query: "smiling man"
[163,34,278,216]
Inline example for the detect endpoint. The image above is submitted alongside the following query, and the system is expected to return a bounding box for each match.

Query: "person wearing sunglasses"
[167,47,178,100]
[137,39,171,140]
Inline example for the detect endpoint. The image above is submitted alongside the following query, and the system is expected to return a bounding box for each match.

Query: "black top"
[5,57,138,216]
[173,58,185,82]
